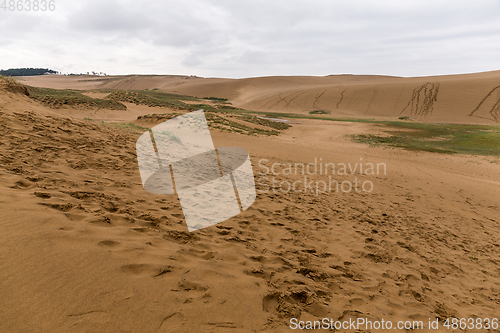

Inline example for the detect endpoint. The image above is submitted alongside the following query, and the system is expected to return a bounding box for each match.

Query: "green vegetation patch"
[105,91,180,108]
[236,115,291,130]
[28,86,126,110]
[205,113,280,136]
[240,111,378,123]
[309,110,330,115]
[136,112,185,121]
[106,122,150,133]
[203,97,228,102]
[104,89,243,113]
[105,90,214,111]
[351,122,500,156]
[135,111,290,136]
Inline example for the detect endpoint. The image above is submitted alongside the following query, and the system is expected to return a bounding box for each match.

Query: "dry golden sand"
[0,75,499,332]
[21,70,500,124]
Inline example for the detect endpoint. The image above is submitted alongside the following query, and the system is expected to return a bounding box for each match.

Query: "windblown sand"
[1,75,499,332]
[21,70,500,124]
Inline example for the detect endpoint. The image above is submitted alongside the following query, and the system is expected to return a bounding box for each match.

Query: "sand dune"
[1,75,500,332]
[20,71,500,124]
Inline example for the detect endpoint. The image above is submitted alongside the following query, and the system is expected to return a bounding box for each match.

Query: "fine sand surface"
[1,76,499,332]
[20,70,500,124]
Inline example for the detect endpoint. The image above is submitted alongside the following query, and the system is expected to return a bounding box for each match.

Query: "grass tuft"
[0,75,30,95]
[27,86,126,110]
[351,122,500,156]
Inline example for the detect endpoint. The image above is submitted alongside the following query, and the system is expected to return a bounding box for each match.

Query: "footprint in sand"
[120,263,173,277]
[12,179,34,189]
[262,292,280,312]
[34,191,51,198]
[40,202,74,212]
[98,240,120,247]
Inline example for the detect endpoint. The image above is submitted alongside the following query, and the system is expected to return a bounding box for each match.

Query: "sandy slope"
[20,70,500,124]
[1,77,499,332]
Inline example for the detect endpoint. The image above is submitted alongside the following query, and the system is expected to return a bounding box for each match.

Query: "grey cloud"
[236,50,269,64]
[0,11,47,37]
[182,53,203,67]
[0,0,499,77]
[67,0,153,32]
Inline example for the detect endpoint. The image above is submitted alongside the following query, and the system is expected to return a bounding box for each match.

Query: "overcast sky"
[1,0,499,78]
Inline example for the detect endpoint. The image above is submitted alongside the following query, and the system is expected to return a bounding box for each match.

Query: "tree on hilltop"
[0,68,58,76]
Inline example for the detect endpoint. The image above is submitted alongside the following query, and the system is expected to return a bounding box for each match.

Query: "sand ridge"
[1,76,499,332]
[20,70,500,124]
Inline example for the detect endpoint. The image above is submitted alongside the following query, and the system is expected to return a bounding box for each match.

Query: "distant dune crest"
[17,70,500,124]
[469,84,500,122]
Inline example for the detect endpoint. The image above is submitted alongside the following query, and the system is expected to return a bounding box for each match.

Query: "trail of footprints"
[3,110,499,329]
[11,161,497,329]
